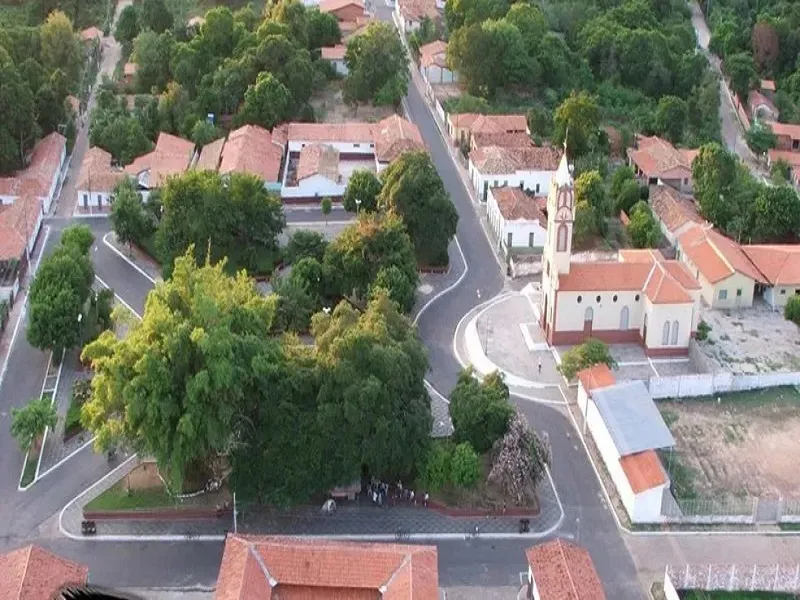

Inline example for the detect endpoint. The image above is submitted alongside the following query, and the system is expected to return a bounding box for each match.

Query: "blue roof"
[591,380,675,455]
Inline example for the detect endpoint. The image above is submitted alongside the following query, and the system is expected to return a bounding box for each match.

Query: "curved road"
[0,92,642,598]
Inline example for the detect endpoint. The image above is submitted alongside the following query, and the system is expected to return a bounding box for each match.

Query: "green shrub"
[419,440,452,492]
[450,442,481,488]
[785,295,800,326]
[696,320,712,340]
[558,338,617,380]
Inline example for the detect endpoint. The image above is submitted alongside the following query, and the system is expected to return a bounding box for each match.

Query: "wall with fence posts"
[660,490,756,524]
[665,563,800,595]
[647,370,800,400]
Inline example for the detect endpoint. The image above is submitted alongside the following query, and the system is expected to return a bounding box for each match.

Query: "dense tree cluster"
[444,0,720,147]
[705,0,800,122]
[0,10,82,173]
[692,142,800,243]
[344,22,408,106]
[81,251,433,502]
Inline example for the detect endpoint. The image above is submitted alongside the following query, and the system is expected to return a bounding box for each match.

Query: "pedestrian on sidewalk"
[537,357,542,374]
[424,492,429,507]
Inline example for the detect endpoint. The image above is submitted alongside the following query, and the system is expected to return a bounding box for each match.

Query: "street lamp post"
[355,198,362,213]
[77,312,83,346]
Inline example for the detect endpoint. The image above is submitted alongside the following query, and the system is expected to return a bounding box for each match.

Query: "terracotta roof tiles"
[76,146,125,192]
[628,135,696,179]
[741,245,800,286]
[319,0,365,13]
[0,195,41,261]
[219,125,284,183]
[679,225,766,284]
[397,0,439,22]
[215,535,439,600]
[770,122,800,140]
[471,131,532,150]
[470,145,560,175]
[620,450,667,493]
[373,114,424,163]
[287,122,374,144]
[125,132,194,188]
[0,544,88,600]
[768,149,800,168]
[0,133,66,199]
[490,187,545,222]
[195,137,226,172]
[526,539,606,600]
[577,364,616,393]
[648,186,704,235]
[419,40,447,68]
[80,26,103,41]
[297,144,340,182]
[470,114,527,135]
[558,262,654,292]
[321,44,347,60]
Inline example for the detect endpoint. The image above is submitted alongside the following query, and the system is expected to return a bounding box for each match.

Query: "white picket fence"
[665,563,800,599]
[648,371,800,400]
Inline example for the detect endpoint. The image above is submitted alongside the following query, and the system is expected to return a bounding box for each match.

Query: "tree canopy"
[558,338,618,380]
[450,367,513,454]
[344,22,408,106]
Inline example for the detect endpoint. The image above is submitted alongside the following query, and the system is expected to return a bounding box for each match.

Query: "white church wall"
[555,290,644,333]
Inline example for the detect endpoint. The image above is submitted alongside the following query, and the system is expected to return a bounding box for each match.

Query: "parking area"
[698,301,800,373]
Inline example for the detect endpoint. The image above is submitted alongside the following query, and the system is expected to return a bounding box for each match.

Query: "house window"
[556,224,568,252]
[671,321,679,345]
[780,289,786,295]
[577,295,582,303]
[503,180,508,186]
[662,321,671,345]
[794,139,800,150]
[612,295,618,302]
[736,289,742,297]
[528,232,535,247]
[719,289,728,300]
[83,193,88,208]
[596,295,601,303]
[354,143,360,148]
[494,180,499,187]
[507,232,513,247]
[536,184,540,194]
[635,294,640,301]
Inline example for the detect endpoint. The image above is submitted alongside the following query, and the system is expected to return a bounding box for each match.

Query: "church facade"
[540,154,701,356]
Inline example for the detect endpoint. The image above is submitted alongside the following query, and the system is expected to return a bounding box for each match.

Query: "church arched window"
[662,321,671,345]
[556,224,568,252]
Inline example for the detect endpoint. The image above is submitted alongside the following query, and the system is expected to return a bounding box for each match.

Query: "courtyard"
[310,79,397,123]
[658,386,800,499]
[697,302,800,373]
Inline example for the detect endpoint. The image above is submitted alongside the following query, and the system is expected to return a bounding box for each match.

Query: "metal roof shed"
[591,380,675,456]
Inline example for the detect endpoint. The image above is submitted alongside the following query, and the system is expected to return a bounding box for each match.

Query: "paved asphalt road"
[0,72,641,600]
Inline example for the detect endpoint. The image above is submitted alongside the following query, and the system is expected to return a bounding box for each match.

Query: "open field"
[698,303,800,373]
[310,80,397,123]
[680,592,797,599]
[659,386,800,498]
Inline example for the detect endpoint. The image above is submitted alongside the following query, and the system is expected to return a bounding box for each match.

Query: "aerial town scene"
[0,0,799,597]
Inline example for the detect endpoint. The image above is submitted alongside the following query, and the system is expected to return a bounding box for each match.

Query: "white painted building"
[418,40,457,85]
[486,186,547,255]
[577,373,673,524]
[321,45,348,76]
[0,132,67,214]
[468,145,560,203]
[395,0,438,32]
[75,147,126,212]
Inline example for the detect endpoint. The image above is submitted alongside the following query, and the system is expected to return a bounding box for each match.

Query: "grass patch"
[85,480,177,512]
[680,592,798,599]
[674,386,800,408]
[658,448,698,499]
[20,450,38,488]
[779,522,800,531]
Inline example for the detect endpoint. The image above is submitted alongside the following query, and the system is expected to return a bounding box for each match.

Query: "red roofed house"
[541,154,701,356]
[740,244,800,308]
[648,185,706,247]
[767,149,800,190]
[215,534,439,599]
[770,121,800,152]
[126,132,196,201]
[447,112,527,149]
[76,146,126,212]
[0,544,88,600]
[395,0,441,33]
[321,44,348,75]
[0,132,67,214]
[0,195,43,300]
[576,363,616,414]
[418,40,457,87]
[525,539,606,599]
[468,143,560,203]
[217,125,285,191]
[627,135,698,194]
[486,186,547,256]
[281,115,423,200]
[320,0,368,33]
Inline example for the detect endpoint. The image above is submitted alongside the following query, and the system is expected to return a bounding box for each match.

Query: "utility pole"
[233,492,238,533]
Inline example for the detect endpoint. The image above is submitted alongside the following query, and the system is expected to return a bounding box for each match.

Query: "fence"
[661,490,800,525]
[664,563,800,598]
[647,370,800,400]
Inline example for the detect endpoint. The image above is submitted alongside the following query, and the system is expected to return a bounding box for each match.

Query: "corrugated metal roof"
[591,381,674,455]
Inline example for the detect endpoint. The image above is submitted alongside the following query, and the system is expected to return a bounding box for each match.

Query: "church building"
[540,154,701,356]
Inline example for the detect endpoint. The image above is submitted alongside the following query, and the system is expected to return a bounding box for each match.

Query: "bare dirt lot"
[310,80,397,123]
[698,302,800,373]
[659,386,800,498]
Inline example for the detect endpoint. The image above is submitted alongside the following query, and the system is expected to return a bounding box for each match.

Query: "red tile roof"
[620,450,667,493]
[628,136,697,180]
[471,132,532,150]
[770,122,800,140]
[0,195,41,261]
[320,0,365,13]
[373,114,424,163]
[526,539,606,600]
[215,535,439,600]
[741,245,800,286]
[748,89,778,117]
[76,146,125,193]
[297,144,340,182]
[577,364,616,393]
[321,44,347,60]
[287,122,375,144]
[0,544,88,600]
[761,79,776,92]
[219,125,284,183]
[490,187,545,222]
[124,62,137,76]
[767,149,800,168]
[678,225,766,284]
[195,137,226,172]
[648,186,704,235]
[0,132,66,200]
[558,262,653,292]
[397,0,439,22]
[126,132,194,188]
[470,145,560,174]
[470,114,527,135]
[80,26,103,41]
[419,40,447,68]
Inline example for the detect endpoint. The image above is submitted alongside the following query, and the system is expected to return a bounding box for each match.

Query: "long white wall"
[76,189,113,209]
[470,166,555,201]
[281,174,344,199]
[287,140,374,154]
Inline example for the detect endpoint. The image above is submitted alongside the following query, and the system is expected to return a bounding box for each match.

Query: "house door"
[482,181,488,202]
[542,295,548,333]
[619,306,630,330]
[583,307,593,337]
[642,314,648,345]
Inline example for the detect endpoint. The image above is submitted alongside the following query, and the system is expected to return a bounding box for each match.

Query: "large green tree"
[450,367,513,454]
[378,151,459,267]
[344,22,408,105]
[11,397,57,453]
[81,250,279,490]
[312,291,432,482]
[115,4,140,44]
[691,143,739,230]
[553,91,600,158]
[557,338,617,380]
[139,0,174,33]
[40,11,82,83]
[750,185,800,242]
[343,169,382,213]
[111,179,153,253]
[235,71,292,129]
